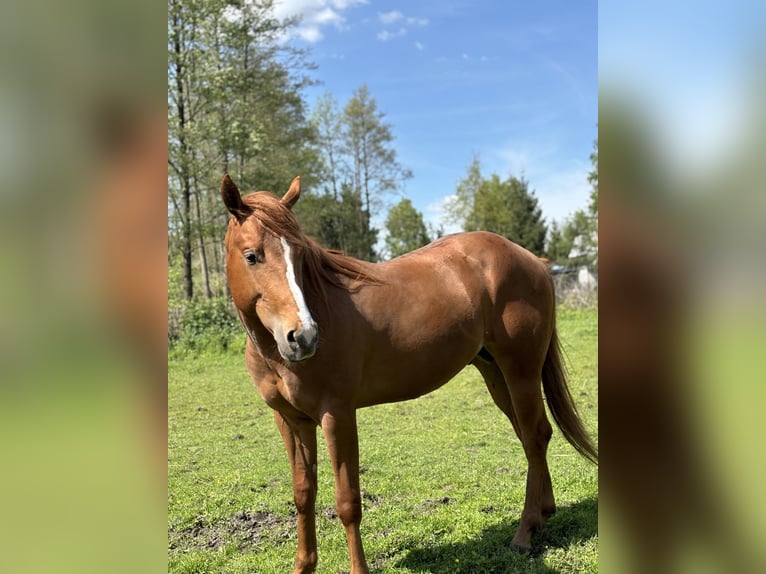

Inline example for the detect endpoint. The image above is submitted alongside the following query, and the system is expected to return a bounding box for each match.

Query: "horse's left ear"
[281,176,301,210]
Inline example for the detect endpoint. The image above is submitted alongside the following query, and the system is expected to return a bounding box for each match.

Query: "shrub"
[553,271,598,310]
[169,297,242,354]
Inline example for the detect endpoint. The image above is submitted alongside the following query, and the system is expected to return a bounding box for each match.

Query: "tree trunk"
[193,180,212,299]
[171,4,194,300]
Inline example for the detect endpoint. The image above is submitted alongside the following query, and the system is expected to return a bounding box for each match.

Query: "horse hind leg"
[504,359,556,551]
[472,351,522,439]
[475,348,556,551]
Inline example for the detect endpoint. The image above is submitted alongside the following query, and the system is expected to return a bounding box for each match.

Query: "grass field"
[168,308,598,573]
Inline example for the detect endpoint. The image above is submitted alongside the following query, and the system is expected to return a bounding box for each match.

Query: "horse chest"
[253,371,315,419]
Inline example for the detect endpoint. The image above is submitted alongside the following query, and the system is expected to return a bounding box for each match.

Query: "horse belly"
[358,322,481,407]
[351,243,489,406]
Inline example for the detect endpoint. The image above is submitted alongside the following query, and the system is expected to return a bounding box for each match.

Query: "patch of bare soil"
[170,510,296,551]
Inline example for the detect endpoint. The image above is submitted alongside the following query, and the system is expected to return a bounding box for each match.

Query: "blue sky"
[273,0,597,232]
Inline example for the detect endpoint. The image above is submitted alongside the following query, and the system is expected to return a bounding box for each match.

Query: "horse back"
[325,231,552,407]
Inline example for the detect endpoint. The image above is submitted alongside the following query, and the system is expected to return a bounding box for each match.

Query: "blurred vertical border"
[4,0,765,572]
[599,1,766,573]
[0,0,167,573]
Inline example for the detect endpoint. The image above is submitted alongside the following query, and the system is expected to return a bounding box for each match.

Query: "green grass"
[169,308,598,573]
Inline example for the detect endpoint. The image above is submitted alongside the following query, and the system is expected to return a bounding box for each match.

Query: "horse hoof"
[510,542,531,554]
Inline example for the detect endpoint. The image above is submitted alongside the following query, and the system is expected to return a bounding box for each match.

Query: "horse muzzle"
[280,321,318,362]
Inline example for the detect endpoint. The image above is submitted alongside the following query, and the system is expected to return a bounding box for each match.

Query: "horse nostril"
[286,330,297,344]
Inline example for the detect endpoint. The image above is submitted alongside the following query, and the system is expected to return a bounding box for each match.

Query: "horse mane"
[239,192,383,299]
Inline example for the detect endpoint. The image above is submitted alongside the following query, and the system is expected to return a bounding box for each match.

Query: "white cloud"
[376,8,429,42]
[330,0,365,9]
[378,10,403,24]
[535,167,592,224]
[296,26,323,42]
[406,17,429,27]
[377,28,407,42]
[498,148,530,172]
[272,0,367,20]
[426,195,462,235]
[415,41,424,51]
[313,7,343,25]
[271,0,368,43]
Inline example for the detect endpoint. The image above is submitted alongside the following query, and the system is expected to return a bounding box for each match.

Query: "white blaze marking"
[280,237,315,328]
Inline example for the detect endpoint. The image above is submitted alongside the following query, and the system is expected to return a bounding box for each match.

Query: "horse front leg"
[321,410,369,574]
[274,411,319,574]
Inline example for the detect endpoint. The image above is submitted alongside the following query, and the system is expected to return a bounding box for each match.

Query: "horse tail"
[542,322,598,464]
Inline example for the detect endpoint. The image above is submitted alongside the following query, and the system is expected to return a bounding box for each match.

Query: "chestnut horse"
[221,174,597,574]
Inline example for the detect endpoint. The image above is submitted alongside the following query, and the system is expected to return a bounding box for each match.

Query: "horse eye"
[245,252,259,265]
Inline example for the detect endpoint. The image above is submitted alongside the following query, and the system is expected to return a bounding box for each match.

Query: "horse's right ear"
[221,174,250,221]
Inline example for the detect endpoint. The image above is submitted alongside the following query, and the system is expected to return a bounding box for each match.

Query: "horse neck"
[236,307,277,357]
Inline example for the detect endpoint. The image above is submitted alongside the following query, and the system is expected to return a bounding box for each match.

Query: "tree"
[562,139,598,269]
[168,0,319,300]
[561,210,595,267]
[297,85,413,262]
[311,92,343,199]
[384,199,430,258]
[447,157,483,227]
[336,184,378,261]
[448,158,547,255]
[546,220,571,263]
[588,138,598,217]
[168,0,211,300]
[544,140,598,267]
[342,84,412,217]
[294,183,377,261]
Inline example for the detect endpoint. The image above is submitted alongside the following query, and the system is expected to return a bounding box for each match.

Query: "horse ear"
[281,176,301,210]
[221,174,249,221]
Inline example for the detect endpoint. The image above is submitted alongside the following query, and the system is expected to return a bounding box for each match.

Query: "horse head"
[221,174,318,362]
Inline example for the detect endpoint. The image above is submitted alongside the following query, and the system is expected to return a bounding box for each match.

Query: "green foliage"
[168,309,598,573]
[295,184,379,261]
[342,85,413,216]
[588,138,598,217]
[384,198,431,258]
[299,84,417,262]
[546,220,571,262]
[169,297,242,354]
[448,158,548,255]
[564,210,597,266]
[168,1,413,300]
[547,141,598,268]
[311,92,344,198]
[168,0,320,301]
